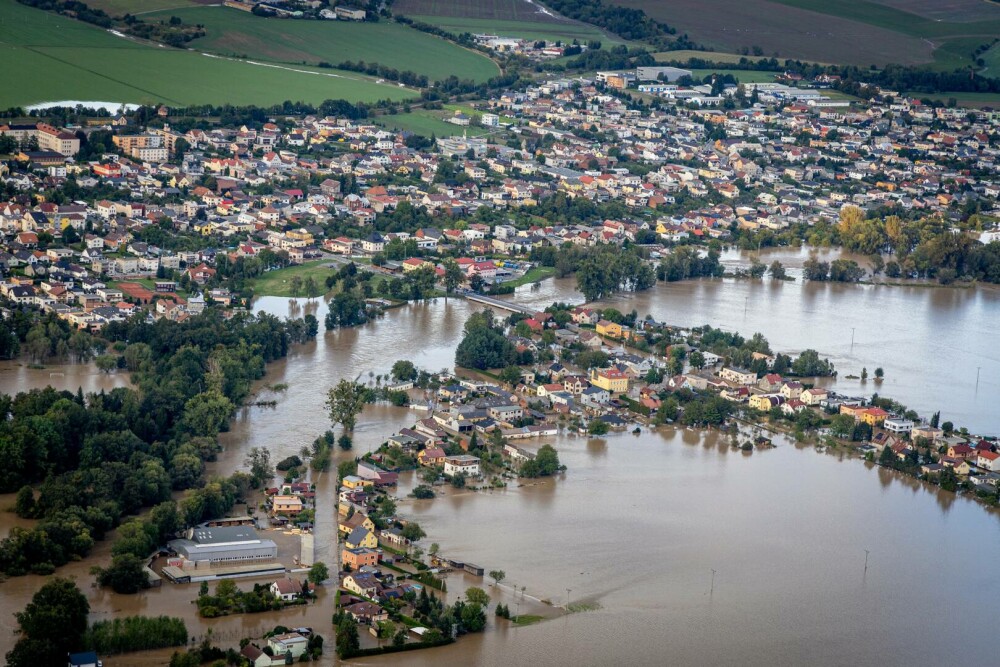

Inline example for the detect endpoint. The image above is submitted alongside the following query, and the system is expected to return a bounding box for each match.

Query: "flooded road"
[0,271,998,665]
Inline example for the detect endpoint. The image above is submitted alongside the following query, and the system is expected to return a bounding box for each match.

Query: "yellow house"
[338,512,375,536]
[860,408,889,426]
[595,319,623,338]
[342,475,374,490]
[590,368,628,393]
[286,228,314,244]
[345,527,378,550]
[272,495,303,515]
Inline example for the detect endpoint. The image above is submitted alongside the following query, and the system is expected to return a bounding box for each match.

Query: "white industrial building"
[168,525,277,564]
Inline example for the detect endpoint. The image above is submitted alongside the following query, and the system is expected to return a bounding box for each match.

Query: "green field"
[406,14,624,45]
[689,69,779,83]
[145,6,500,83]
[612,0,1000,70]
[978,41,1000,77]
[911,92,1000,107]
[84,0,198,16]
[0,0,413,107]
[374,109,493,137]
[250,261,338,297]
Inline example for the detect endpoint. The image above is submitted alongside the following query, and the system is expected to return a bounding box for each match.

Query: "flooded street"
[0,273,998,666]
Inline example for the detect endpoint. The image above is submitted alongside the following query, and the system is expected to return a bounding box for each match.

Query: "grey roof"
[192,525,260,545]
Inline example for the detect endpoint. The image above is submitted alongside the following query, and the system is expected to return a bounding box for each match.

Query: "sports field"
[145,6,500,83]
[0,0,412,107]
[611,0,1000,70]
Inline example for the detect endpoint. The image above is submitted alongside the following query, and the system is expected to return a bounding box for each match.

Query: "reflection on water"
[0,282,998,665]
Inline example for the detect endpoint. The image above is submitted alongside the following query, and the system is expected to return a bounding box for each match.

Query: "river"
[0,268,998,665]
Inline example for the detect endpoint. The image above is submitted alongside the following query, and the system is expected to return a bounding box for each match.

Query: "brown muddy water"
[0,280,998,666]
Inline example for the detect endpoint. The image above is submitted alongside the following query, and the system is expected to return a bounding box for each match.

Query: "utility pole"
[864,549,870,573]
[976,366,981,392]
[851,327,856,353]
[710,569,716,595]
[744,296,748,317]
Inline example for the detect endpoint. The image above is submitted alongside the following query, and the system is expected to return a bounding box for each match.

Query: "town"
[0,55,998,667]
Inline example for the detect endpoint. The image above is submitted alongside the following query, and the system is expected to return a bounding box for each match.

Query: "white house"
[268,633,309,659]
[883,417,915,434]
[443,455,481,477]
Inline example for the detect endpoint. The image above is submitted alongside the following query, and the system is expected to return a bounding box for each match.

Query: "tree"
[499,364,522,387]
[401,522,426,542]
[13,485,34,518]
[7,578,89,667]
[874,367,884,380]
[466,586,490,607]
[689,350,706,370]
[304,276,320,299]
[588,420,610,436]
[455,317,516,370]
[326,379,369,433]
[391,360,417,382]
[535,445,560,475]
[335,615,360,657]
[95,353,118,373]
[289,275,303,297]
[769,260,787,280]
[308,561,329,584]
[442,258,464,296]
[489,569,506,587]
[95,553,149,594]
[244,447,274,488]
[861,367,868,381]
[412,484,435,499]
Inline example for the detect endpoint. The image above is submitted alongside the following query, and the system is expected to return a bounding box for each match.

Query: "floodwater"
[505,247,1000,435]
[0,273,999,666]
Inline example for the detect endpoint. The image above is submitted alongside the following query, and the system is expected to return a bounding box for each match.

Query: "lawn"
[145,6,500,83]
[501,266,555,288]
[0,0,413,107]
[250,261,340,297]
[374,110,493,138]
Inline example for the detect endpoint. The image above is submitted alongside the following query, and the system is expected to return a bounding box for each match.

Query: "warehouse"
[635,66,693,82]
[168,525,277,564]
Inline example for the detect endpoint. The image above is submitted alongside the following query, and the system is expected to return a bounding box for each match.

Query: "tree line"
[0,309,315,578]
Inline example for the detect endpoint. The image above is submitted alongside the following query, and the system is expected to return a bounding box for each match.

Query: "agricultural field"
[0,0,412,108]
[610,0,1000,70]
[83,0,201,16]
[406,15,620,45]
[394,0,628,45]
[145,6,500,83]
[394,0,576,23]
[981,42,1000,77]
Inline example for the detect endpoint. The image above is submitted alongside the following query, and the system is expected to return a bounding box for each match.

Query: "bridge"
[463,292,536,316]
